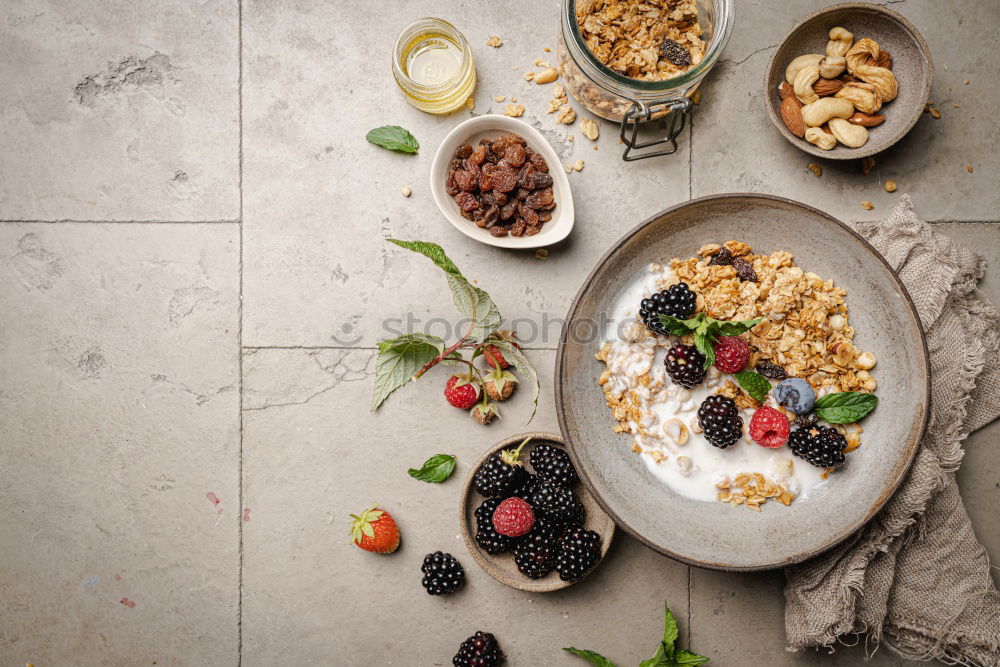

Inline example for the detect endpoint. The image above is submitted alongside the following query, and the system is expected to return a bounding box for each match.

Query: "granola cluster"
[575,0,705,81]
[716,472,794,511]
[669,241,877,394]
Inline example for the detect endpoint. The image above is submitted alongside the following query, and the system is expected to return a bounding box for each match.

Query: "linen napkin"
[784,196,1000,665]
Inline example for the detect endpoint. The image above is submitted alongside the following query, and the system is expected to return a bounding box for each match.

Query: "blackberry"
[788,425,847,469]
[474,497,512,554]
[639,283,697,335]
[555,527,602,582]
[697,395,743,449]
[421,551,465,596]
[530,478,584,525]
[513,517,562,579]
[506,473,539,504]
[665,344,708,389]
[529,443,578,488]
[453,631,505,667]
[473,438,529,497]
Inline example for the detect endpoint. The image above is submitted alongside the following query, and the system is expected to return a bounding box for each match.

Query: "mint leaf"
[693,330,716,369]
[814,391,877,424]
[563,648,615,666]
[734,370,771,403]
[639,643,671,667]
[657,314,699,336]
[388,239,501,342]
[714,317,762,336]
[365,125,419,153]
[490,339,539,422]
[660,602,679,649]
[371,333,444,410]
[407,454,456,483]
[671,649,710,665]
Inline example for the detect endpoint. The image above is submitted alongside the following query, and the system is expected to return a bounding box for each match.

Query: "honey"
[393,18,476,114]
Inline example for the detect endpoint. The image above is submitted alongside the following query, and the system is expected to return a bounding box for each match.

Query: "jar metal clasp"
[619,97,692,161]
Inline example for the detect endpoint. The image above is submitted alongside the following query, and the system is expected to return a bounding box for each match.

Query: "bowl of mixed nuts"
[430,114,574,248]
[765,2,932,159]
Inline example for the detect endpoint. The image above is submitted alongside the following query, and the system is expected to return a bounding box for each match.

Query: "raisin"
[529,171,553,189]
[513,187,531,200]
[454,191,479,211]
[455,144,473,159]
[454,170,477,192]
[492,168,517,193]
[510,218,527,237]
[460,208,474,220]
[755,360,787,379]
[525,224,541,236]
[537,200,557,212]
[518,202,539,226]
[660,39,691,67]
[472,206,487,226]
[537,211,552,223]
[464,159,481,180]
[491,134,524,152]
[469,145,487,164]
[708,247,734,266]
[524,145,535,156]
[529,153,549,173]
[494,192,508,206]
[446,171,460,196]
[503,144,526,167]
[496,158,515,171]
[525,187,554,209]
[517,163,536,188]
[481,204,499,228]
[500,200,517,220]
[479,191,495,208]
[449,158,464,171]
[732,257,758,282]
[489,225,509,237]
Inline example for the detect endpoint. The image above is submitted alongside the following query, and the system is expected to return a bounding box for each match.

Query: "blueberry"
[774,378,816,414]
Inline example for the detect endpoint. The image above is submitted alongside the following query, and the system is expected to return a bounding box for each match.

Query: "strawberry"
[349,505,400,553]
[484,369,518,401]
[444,375,480,410]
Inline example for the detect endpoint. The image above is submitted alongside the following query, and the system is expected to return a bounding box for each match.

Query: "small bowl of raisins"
[430,114,575,248]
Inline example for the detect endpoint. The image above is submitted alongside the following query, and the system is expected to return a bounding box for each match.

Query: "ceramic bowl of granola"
[765,2,932,159]
[555,193,929,570]
[430,114,574,248]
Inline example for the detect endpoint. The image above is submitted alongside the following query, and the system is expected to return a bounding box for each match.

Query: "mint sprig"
[407,454,456,483]
[814,391,877,423]
[564,601,708,667]
[734,370,771,403]
[659,312,762,369]
[365,125,419,153]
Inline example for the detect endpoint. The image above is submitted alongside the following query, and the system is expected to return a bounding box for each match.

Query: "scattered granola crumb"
[861,156,876,175]
[807,163,822,177]
[580,117,600,141]
[963,79,970,85]
[486,36,503,48]
[884,180,897,193]
[567,134,575,142]
[511,65,518,71]
[494,95,505,103]
[555,104,577,124]
[533,67,558,84]
[535,248,549,260]
[861,200,874,210]
[574,159,585,172]
[953,103,960,109]
[924,103,942,119]
[966,163,974,173]
[543,47,551,53]
[547,98,561,113]
[465,97,475,110]
[503,103,525,117]
[930,108,941,119]
[511,97,518,103]
[593,144,598,151]
[524,71,535,81]
[553,83,566,99]
[401,185,412,197]
[691,89,702,105]
[534,58,551,67]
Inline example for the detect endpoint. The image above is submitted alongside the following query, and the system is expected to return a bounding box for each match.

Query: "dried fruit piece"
[708,247,734,266]
[660,38,692,67]
[524,188,554,210]
[755,360,787,379]
[454,170,477,192]
[732,257,757,282]
[529,152,549,172]
[454,192,480,211]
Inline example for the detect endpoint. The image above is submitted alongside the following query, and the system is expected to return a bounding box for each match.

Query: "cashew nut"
[829,118,869,148]
[846,38,898,102]
[662,417,689,446]
[818,55,846,79]
[835,81,883,114]
[826,27,854,57]
[856,351,877,370]
[785,53,823,85]
[800,97,854,127]
[805,126,836,150]
[793,65,820,104]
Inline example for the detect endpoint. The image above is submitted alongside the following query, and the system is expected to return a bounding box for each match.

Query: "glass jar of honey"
[393,18,476,114]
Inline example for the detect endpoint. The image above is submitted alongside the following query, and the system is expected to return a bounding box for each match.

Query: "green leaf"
[693,330,716,369]
[365,125,419,153]
[734,370,772,403]
[407,454,456,483]
[660,602,679,649]
[814,391,878,424]
[371,333,445,410]
[388,240,502,342]
[657,314,699,336]
[491,339,539,422]
[639,643,671,667]
[713,317,762,336]
[563,648,615,666]
[671,650,710,666]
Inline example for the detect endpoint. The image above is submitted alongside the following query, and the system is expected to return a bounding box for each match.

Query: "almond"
[813,78,844,97]
[778,81,795,100]
[848,112,885,127]
[780,96,805,137]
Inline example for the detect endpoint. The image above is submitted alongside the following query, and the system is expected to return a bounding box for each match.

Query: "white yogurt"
[600,264,829,503]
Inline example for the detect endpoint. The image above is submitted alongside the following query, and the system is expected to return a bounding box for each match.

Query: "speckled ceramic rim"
[764,2,934,160]
[554,193,931,571]
[458,432,616,592]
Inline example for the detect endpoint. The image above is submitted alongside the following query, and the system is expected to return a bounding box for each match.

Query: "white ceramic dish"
[429,114,575,249]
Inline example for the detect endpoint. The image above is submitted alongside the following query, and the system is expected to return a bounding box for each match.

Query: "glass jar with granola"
[559,0,733,159]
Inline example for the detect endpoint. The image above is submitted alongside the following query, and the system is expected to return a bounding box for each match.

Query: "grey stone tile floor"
[0,0,997,665]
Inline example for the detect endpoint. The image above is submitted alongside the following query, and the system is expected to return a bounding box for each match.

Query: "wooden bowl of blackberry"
[459,432,616,592]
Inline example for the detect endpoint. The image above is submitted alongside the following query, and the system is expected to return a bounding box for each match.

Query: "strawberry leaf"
[491,339,538,422]
[371,333,445,410]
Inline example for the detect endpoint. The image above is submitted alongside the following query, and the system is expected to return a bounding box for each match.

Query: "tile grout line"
[237,0,245,662]
[0,219,241,224]
[242,345,559,351]
[686,566,692,648]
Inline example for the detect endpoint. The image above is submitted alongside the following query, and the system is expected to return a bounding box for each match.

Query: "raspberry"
[713,336,750,373]
[492,497,535,537]
[444,375,480,410]
[748,406,791,448]
[482,344,510,369]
